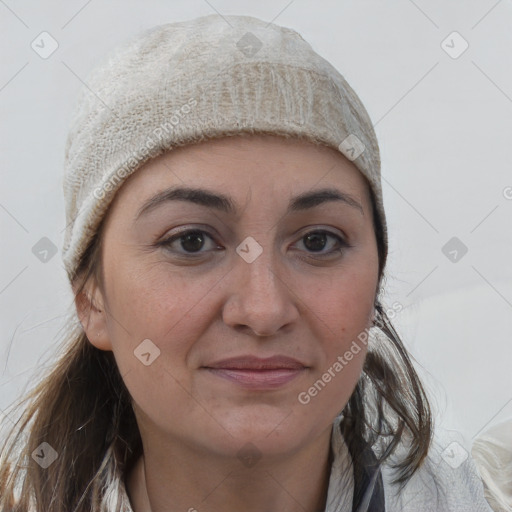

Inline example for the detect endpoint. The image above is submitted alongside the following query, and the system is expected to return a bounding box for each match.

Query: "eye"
[157,228,351,258]
[294,230,350,257]
[158,229,220,255]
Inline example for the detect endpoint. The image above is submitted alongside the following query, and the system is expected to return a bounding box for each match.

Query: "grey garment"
[115,416,494,512]
[379,427,496,512]
[325,415,494,512]
[471,420,512,512]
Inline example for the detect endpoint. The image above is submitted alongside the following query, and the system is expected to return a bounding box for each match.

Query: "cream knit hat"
[62,13,387,282]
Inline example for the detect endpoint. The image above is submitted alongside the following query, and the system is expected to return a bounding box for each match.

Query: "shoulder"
[381,427,495,512]
[471,420,512,512]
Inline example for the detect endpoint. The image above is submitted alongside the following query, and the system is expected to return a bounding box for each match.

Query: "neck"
[126,425,335,512]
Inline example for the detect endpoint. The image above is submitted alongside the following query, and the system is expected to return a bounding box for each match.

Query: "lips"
[202,356,308,389]
[203,355,307,370]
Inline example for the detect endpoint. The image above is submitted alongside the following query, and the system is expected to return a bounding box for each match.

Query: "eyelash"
[156,228,351,259]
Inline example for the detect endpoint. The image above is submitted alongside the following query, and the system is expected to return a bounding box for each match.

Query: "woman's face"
[79,133,379,461]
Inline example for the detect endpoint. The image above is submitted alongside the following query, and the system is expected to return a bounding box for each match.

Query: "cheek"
[305,266,375,344]
[102,258,221,376]
[101,263,208,424]
[295,268,375,407]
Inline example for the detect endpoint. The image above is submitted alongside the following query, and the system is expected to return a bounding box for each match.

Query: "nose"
[222,242,300,337]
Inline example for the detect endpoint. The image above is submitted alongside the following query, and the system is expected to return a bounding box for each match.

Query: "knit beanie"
[62,13,388,283]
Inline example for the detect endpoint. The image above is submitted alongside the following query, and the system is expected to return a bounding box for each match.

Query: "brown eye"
[296,230,349,256]
[180,231,206,252]
[303,232,328,252]
[160,229,220,255]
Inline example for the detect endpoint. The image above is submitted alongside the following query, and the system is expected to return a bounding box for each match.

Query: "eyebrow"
[135,186,364,221]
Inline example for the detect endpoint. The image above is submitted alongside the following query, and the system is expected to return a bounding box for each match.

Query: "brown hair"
[0,166,432,511]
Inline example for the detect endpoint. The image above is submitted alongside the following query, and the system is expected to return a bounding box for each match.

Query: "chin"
[201,407,308,453]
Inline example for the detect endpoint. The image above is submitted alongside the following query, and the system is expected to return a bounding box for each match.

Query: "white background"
[1,0,511,447]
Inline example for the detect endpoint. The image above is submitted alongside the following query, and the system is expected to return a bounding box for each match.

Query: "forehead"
[106,133,371,217]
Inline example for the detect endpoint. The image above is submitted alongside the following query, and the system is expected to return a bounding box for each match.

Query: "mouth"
[202,355,308,389]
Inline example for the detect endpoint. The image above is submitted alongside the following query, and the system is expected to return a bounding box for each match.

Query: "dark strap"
[351,442,386,512]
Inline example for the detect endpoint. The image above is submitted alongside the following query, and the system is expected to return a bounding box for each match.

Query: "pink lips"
[203,356,307,389]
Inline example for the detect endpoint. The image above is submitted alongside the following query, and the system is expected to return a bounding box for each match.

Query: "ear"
[73,281,112,351]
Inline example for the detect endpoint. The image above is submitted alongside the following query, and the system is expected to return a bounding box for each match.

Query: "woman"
[0,13,494,512]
